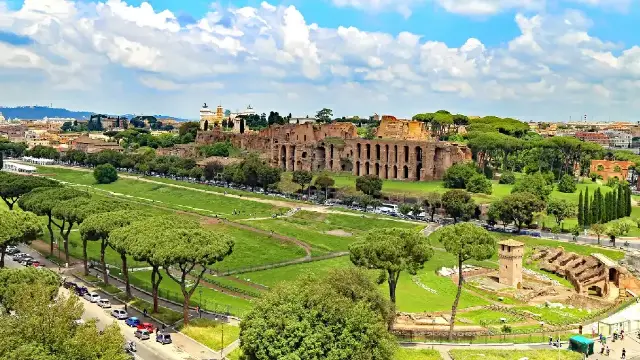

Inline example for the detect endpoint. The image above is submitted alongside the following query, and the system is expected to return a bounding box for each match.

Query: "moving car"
[111,309,128,320]
[83,292,101,303]
[12,253,28,261]
[6,247,20,255]
[156,333,172,345]
[125,317,140,327]
[134,329,150,340]
[97,299,111,308]
[136,322,155,333]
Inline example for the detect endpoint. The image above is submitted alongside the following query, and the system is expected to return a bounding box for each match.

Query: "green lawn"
[449,350,581,360]
[179,319,240,351]
[203,275,264,298]
[456,309,523,325]
[237,251,490,313]
[395,349,443,360]
[37,166,287,219]
[242,211,421,254]
[126,270,254,317]
[204,224,307,272]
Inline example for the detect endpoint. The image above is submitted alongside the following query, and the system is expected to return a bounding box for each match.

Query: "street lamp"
[199,288,203,318]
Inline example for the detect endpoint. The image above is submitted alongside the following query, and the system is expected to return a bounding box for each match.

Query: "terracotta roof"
[499,239,524,247]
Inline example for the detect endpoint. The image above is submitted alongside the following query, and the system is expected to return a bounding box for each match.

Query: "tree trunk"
[6,201,13,210]
[100,239,108,285]
[47,215,55,256]
[182,291,191,325]
[387,270,397,305]
[449,256,464,340]
[151,266,162,313]
[0,246,5,268]
[597,235,601,245]
[121,253,131,299]
[82,238,89,276]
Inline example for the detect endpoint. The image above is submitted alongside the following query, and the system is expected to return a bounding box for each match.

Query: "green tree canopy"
[0,267,60,310]
[556,174,577,193]
[441,190,475,223]
[18,187,89,257]
[434,223,496,339]
[349,228,433,306]
[511,172,552,201]
[422,192,442,222]
[0,209,41,267]
[466,173,492,194]
[0,172,59,210]
[240,268,396,360]
[498,192,545,231]
[93,164,118,184]
[151,227,234,323]
[442,162,477,189]
[292,170,313,194]
[356,174,383,196]
[0,282,128,360]
[546,198,576,227]
[109,215,199,312]
[314,173,335,199]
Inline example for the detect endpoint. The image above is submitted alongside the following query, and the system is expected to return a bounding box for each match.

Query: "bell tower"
[498,239,524,288]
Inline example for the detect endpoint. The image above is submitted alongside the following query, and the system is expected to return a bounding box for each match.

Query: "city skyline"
[1,0,640,120]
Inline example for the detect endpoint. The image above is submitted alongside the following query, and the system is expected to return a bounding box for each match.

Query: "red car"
[136,323,155,333]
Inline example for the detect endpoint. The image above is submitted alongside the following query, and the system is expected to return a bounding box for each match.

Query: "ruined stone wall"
[196,123,471,180]
[375,117,430,140]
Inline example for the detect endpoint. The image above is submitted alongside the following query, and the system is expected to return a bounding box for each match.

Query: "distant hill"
[0,106,188,121]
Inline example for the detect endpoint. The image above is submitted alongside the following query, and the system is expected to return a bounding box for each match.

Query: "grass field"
[203,224,307,272]
[37,166,287,219]
[449,350,582,360]
[243,211,421,254]
[179,319,240,351]
[126,270,254,317]
[395,349,443,360]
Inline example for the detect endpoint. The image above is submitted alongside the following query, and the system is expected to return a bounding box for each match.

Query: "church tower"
[498,239,524,288]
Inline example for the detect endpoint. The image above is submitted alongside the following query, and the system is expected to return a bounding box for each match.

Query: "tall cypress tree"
[593,188,601,223]
[617,185,626,219]
[578,191,584,228]
[584,188,591,226]
[600,190,607,223]
[627,186,633,217]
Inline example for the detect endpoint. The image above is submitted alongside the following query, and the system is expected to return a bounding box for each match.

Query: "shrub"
[466,174,492,194]
[556,174,576,193]
[499,171,516,184]
[93,164,118,184]
[606,177,620,187]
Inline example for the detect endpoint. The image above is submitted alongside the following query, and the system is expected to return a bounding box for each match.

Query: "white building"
[604,130,632,148]
[3,161,37,174]
[289,116,316,125]
[229,105,257,133]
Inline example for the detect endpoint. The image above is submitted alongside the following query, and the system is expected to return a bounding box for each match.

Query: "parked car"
[97,299,111,308]
[74,286,89,297]
[31,261,41,267]
[6,247,20,255]
[20,258,34,266]
[12,253,27,261]
[83,292,101,303]
[63,280,76,289]
[156,333,172,345]
[134,329,150,340]
[111,309,128,320]
[136,322,155,333]
[125,317,140,327]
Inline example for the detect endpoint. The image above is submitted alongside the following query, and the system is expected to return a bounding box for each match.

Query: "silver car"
[97,299,111,308]
[111,309,128,320]
[83,292,100,303]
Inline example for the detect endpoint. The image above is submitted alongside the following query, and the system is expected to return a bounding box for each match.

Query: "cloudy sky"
[0,0,639,121]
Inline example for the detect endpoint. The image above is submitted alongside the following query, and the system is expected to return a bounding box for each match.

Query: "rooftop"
[499,239,524,247]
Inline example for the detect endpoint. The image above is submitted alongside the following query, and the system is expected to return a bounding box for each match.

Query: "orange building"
[590,160,634,181]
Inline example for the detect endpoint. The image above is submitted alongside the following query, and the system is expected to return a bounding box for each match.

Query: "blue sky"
[0,0,639,121]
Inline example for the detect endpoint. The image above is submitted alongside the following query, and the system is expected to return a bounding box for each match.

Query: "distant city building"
[229,105,257,133]
[575,132,610,146]
[71,135,122,154]
[289,116,316,125]
[590,160,634,182]
[199,103,224,131]
[603,130,632,148]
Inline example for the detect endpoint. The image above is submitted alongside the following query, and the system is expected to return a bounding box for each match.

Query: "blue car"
[125,317,140,327]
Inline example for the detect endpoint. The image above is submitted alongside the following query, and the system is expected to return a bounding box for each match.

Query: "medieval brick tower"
[498,239,524,288]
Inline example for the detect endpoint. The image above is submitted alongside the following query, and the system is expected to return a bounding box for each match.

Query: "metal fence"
[396,331,577,345]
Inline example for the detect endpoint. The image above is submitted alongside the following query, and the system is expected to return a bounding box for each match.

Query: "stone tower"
[498,239,524,288]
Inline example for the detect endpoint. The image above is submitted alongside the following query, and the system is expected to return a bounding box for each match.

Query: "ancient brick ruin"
[196,120,472,181]
[529,247,636,299]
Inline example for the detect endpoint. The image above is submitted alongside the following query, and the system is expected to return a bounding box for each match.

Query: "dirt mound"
[324,229,353,237]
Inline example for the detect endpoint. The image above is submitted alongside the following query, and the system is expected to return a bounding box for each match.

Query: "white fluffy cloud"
[0,0,639,120]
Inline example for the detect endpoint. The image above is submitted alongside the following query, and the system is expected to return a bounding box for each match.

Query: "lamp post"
[221,322,224,359]
[199,288,203,318]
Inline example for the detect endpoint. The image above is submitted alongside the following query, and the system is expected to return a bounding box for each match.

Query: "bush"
[499,171,516,184]
[606,177,620,187]
[443,162,478,189]
[556,174,576,193]
[93,164,118,184]
[466,174,492,194]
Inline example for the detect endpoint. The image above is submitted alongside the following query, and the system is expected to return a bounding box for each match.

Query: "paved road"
[6,247,220,360]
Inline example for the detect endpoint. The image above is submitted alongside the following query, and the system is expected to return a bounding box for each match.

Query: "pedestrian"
[124,303,128,312]
[143,308,147,317]
[622,348,626,359]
